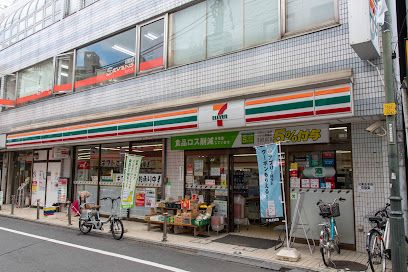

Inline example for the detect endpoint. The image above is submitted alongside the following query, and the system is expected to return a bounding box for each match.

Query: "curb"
[0,213,316,272]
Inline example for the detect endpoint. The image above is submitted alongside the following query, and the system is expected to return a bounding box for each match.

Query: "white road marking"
[0,226,190,272]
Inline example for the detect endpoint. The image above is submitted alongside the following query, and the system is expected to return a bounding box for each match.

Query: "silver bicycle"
[79,196,124,240]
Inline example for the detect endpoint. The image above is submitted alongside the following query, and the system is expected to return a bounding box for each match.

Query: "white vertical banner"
[121,154,143,209]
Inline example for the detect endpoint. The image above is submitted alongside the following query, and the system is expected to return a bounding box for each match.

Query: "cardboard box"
[174,215,183,225]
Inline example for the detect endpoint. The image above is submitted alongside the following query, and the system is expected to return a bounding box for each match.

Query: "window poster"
[194,159,204,176]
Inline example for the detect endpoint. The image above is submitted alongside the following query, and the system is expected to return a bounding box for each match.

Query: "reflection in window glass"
[36,10,43,23]
[27,15,34,27]
[169,2,206,66]
[45,4,53,17]
[207,0,243,58]
[75,28,136,91]
[17,59,53,102]
[5,75,16,101]
[19,20,26,31]
[139,19,164,72]
[68,0,81,15]
[55,54,74,93]
[244,0,280,47]
[286,0,336,33]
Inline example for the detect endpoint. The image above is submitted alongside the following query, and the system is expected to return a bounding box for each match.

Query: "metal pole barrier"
[36,199,40,220]
[162,212,168,242]
[11,195,15,215]
[67,201,72,225]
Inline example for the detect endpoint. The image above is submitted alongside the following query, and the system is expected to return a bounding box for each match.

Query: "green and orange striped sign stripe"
[245,85,352,124]
[7,108,198,148]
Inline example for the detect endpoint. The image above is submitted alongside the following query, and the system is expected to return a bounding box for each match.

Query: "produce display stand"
[146,220,210,237]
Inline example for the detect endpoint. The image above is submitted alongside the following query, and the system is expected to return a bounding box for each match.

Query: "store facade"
[4,81,357,248]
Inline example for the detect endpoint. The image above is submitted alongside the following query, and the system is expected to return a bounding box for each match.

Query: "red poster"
[135,189,145,207]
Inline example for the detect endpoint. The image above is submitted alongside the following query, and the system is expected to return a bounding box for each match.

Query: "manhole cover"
[328,260,368,271]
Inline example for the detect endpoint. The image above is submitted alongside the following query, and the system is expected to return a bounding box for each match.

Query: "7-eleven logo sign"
[212,103,228,127]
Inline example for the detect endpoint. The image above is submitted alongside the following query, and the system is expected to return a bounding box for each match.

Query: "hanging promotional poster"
[121,154,143,209]
[255,144,283,221]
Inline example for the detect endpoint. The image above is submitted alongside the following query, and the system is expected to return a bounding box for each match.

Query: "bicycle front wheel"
[367,229,385,272]
[320,230,331,267]
[111,219,124,240]
[79,219,92,234]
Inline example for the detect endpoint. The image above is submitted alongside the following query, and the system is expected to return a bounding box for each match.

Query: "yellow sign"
[383,103,397,116]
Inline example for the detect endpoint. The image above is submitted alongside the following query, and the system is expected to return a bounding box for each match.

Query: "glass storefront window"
[207,0,243,58]
[16,58,53,103]
[75,145,99,182]
[286,0,337,33]
[13,151,33,204]
[129,141,163,218]
[185,151,229,220]
[169,2,206,66]
[75,28,136,91]
[139,19,164,72]
[75,145,100,204]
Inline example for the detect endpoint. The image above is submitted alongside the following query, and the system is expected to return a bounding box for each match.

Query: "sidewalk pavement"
[0,205,370,272]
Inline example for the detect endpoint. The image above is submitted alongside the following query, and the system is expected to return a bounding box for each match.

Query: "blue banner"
[255,144,283,219]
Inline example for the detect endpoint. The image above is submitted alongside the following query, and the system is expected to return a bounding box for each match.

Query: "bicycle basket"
[319,203,340,217]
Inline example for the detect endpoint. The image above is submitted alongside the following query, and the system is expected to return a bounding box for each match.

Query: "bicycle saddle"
[84,203,100,210]
[368,216,383,224]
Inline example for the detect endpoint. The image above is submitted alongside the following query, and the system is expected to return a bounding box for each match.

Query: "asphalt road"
[0,216,306,272]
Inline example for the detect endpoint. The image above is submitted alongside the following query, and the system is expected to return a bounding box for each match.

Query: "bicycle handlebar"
[316,197,346,206]
[101,197,121,201]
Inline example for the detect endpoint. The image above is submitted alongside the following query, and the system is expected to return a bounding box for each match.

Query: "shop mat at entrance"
[212,234,279,249]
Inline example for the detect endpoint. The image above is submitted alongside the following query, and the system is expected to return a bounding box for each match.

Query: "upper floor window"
[16,59,53,104]
[139,19,164,72]
[75,28,136,91]
[4,75,16,101]
[169,2,206,67]
[169,0,281,67]
[286,0,337,33]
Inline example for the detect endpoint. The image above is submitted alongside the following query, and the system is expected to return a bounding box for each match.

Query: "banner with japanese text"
[121,154,143,209]
[255,144,283,220]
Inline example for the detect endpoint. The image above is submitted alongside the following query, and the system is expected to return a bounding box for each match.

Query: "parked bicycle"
[366,203,408,272]
[79,196,124,240]
[317,197,346,267]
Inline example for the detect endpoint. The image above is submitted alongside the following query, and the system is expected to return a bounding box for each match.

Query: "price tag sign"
[383,103,396,116]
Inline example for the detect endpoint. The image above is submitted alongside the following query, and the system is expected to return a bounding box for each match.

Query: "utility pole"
[383,0,407,271]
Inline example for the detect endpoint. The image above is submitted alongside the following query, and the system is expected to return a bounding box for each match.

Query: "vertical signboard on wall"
[255,144,283,220]
[121,154,143,209]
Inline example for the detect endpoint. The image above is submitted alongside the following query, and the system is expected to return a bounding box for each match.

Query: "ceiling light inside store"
[60,72,69,77]
[329,127,348,130]
[153,148,162,151]
[60,64,69,69]
[144,32,158,40]
[234,154,256,157]
[336,150,351,154]
[112,45,135,56]
[133,144,162,148]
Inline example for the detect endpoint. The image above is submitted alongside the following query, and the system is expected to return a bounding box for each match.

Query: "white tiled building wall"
[351,122,390,251]
[165,140,184,200]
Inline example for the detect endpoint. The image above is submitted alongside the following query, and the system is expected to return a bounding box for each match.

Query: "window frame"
[136,15,168,74]
[283,0,340,37]
[53,51,75,94]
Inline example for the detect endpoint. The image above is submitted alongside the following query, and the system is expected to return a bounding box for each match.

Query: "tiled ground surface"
[0,205,377,272]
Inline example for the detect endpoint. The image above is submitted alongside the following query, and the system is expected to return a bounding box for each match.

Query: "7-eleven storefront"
[4,83,357,249]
